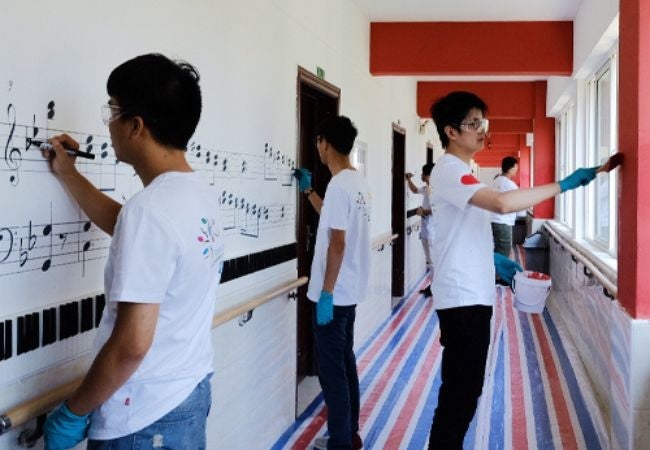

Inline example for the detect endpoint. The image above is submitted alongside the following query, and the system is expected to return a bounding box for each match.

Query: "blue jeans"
[87,374,212,450]
[313,304,359,450]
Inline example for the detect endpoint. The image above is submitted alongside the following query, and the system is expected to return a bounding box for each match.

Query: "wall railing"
[0,276,308,442]
[544,222,617,298]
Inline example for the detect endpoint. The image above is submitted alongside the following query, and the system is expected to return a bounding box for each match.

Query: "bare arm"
[322,229,345,292]
[66,302,160,415]
[45,134,122,235]
[469,182,561,214]
[405,173,419,194]
[305,190,323,215]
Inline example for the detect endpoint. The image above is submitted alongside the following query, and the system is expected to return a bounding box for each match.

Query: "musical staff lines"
[220,189,294,239]
[188,141,295,186]
[0,204,109,278]
[1,98,297,278]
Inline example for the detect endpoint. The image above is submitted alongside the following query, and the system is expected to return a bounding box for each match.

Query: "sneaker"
[420,286,432,298]
[313,434,363,449]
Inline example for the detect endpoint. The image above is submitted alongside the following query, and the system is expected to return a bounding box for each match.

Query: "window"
[585,55,618,254]
[556,105,575,228]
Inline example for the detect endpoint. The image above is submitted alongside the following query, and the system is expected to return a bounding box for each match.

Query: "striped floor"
[272,271,601,449]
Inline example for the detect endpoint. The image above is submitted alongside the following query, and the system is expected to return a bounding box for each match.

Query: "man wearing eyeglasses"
[41,54,223,450]
[426,91,598,449]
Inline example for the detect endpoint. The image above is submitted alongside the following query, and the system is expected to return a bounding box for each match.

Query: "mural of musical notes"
[1,97,297,291]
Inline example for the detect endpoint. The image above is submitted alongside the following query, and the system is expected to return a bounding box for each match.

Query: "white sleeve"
[322,184,349,231]
[436,166,485,210]
[109,206,181,303]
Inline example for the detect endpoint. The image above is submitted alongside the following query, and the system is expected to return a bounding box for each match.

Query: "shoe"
[419,286,432,298]
[313,433,363,449]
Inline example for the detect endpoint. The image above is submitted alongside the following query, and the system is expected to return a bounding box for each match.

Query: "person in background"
[427,90,598,450]
[406,162,436,297]
[491,156,519,257]
[42,54,223,450]
[294,115,370,450]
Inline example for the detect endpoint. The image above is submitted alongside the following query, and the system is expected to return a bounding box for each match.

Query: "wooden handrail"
[0,276,308,436]
[543,222,618,298]
[371,233,398,251]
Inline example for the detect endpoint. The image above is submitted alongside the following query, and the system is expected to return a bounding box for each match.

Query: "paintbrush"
[596,152,623,173]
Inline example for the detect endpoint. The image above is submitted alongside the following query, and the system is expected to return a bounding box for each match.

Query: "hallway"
[273,270,602,449]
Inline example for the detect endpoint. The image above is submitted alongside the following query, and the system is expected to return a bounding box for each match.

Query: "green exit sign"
[316,66,325,79]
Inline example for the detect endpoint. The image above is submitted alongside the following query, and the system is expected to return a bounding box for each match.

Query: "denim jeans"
[313,304,359,450]
[429,305,492,450]
[87,374,212,450]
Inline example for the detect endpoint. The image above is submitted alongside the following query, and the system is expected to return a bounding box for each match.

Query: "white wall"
[0,1,428,449]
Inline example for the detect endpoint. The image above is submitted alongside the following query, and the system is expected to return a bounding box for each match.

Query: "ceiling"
[353,0,583,22]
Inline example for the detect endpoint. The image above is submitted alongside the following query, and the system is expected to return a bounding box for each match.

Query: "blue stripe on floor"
[543,310,602,450]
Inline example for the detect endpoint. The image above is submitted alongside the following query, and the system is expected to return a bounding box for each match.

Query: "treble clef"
[3,104,22,186]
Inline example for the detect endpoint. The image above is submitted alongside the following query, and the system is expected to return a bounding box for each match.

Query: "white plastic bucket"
[512,270,552,314]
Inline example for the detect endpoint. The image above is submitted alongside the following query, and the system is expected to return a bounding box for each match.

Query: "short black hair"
[315,115,358,155]
[107,53,202,149]
[422,162,435,176]
[502,156,518,173]
[430,91,488,149]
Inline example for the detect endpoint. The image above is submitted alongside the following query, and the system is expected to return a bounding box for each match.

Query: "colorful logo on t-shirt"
[356,192,370,222]
[460,174,480,185]
[197,217,224,271]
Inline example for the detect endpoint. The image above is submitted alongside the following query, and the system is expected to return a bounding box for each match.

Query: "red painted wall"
[618,0,650,318]
[417,82,536,119]
[371,22,573,76]
[532,81,555,218]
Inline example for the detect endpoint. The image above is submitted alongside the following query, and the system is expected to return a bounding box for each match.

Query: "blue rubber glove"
[44,402,90,450]
[316,290,334,325]
[293,168,312,193]
[558,167,598,193]
[494,252,523,286]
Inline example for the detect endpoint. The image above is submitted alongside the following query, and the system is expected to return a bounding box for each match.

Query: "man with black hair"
[491,156,520,257]
[427,91,597,449]
[294,115,370,450]
[42,53,223,450]
[406,162,436,297]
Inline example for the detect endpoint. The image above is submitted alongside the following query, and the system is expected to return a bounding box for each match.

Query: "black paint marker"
[31,139,96,160]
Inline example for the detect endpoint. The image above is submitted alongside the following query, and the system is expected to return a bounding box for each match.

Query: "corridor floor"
[272,272,602,449]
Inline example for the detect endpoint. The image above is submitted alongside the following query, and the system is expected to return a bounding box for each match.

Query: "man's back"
[90,171,224,439]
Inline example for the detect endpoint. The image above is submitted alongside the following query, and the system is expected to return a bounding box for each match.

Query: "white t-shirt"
[417,185,434,240]
[307,169,371,306]
[490,175,519,225]
[430,154,495,310]
[89,171,224,440]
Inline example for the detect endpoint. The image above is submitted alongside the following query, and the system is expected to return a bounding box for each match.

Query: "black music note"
[42,224,52,272]
[85,135,94,153]
[47,101,55,120]
[101,142,109,159]
[241,160,248,173]
[222,158,228,172]
[25,114,39,150]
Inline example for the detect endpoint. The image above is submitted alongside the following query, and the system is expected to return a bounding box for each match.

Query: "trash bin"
[522,231,549,274]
